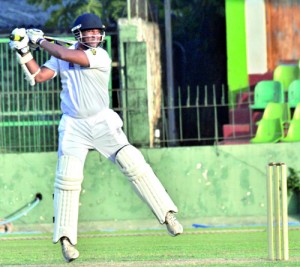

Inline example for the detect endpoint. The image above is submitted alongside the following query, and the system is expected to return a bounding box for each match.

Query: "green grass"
[0,227,300,266]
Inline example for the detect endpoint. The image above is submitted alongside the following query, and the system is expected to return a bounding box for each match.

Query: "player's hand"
[26,28,45,45]
[9,28,30,55]
[28,42,39,51]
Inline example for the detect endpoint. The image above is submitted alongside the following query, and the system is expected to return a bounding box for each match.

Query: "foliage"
[167,0,225,39]
[26,0,126,31]
[25,0,226,35]
[25,0,227,87]
[287,167,300,195]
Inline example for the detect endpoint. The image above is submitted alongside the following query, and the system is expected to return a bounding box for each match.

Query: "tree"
[26,0,127,31]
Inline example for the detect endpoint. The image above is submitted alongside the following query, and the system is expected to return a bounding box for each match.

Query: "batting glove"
[26,29,45,46]
[9,28,30,55]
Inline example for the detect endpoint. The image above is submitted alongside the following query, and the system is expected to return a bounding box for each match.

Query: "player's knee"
[115,145,149,181]
[55,155,84,190]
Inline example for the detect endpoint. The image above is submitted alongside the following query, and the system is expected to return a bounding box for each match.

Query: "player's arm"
[27,29,90,83]
[8,28,44,85]
[25,59,55,83]
[9,28,57,84]
[27,29,90,67]
[40,40,89,66]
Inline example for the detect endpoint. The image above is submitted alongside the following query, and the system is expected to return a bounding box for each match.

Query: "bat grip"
[9,34,24,41]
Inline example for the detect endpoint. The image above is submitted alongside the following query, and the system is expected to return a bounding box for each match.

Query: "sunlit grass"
[0,227,299,266]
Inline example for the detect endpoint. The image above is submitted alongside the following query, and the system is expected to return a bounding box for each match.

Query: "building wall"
[246,0,268,74]
[266,0,300,69]
[226,0,300,93]
[118,18,162,146]
[1,143,299,231]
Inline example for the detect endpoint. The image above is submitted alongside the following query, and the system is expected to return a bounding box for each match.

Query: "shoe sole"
[167,229,183,237]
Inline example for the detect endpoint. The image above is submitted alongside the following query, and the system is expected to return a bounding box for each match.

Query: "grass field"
[0,227,300,266]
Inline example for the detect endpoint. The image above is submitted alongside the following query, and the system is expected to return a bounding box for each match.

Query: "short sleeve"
[84,48,111,70]
[43,56,59,77]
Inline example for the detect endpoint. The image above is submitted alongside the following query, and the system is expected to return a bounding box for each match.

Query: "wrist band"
[32,68,41,78]
[37,38,45,46]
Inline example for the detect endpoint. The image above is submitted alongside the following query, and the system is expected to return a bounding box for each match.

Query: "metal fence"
[0,39,253,153]
[158,84,231,147]
[0,39,61,153]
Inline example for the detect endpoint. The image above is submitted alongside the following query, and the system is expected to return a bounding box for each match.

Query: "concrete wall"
[118,18,162,146]
[245,0,268,74]
[1,143,299,231]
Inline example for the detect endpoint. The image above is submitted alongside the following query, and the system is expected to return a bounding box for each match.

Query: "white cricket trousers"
[58,108,129,163]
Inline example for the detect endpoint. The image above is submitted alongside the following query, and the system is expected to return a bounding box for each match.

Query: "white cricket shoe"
[60,237,79,263]
[165,211,183,236]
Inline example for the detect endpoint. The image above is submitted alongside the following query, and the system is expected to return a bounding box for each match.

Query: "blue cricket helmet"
[72,13,105,32]
[71,13,106,48]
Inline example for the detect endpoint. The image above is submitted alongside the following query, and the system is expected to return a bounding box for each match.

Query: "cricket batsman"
[9,13,183,262]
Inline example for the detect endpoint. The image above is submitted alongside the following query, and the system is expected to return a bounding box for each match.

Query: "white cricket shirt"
[44,44,112,118]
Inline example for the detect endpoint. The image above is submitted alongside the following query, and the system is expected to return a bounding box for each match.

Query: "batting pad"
[115,145,178,224]
[53,156,84,245]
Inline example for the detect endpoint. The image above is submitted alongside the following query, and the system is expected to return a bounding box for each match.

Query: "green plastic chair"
[258,102,291,123]
[250,118,284,143]
[250,81,284,109]
[281,119,300,142]
[288,80,300,108]
[292,103,300,120]
[273,64,299,92]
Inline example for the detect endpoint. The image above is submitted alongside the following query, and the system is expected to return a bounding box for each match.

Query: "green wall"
[118,20,150,145]
[226,0,249,103]
[123,42,149,144]
[1,143,299,231]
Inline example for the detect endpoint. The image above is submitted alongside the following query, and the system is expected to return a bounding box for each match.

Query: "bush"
[287,167,300,195]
